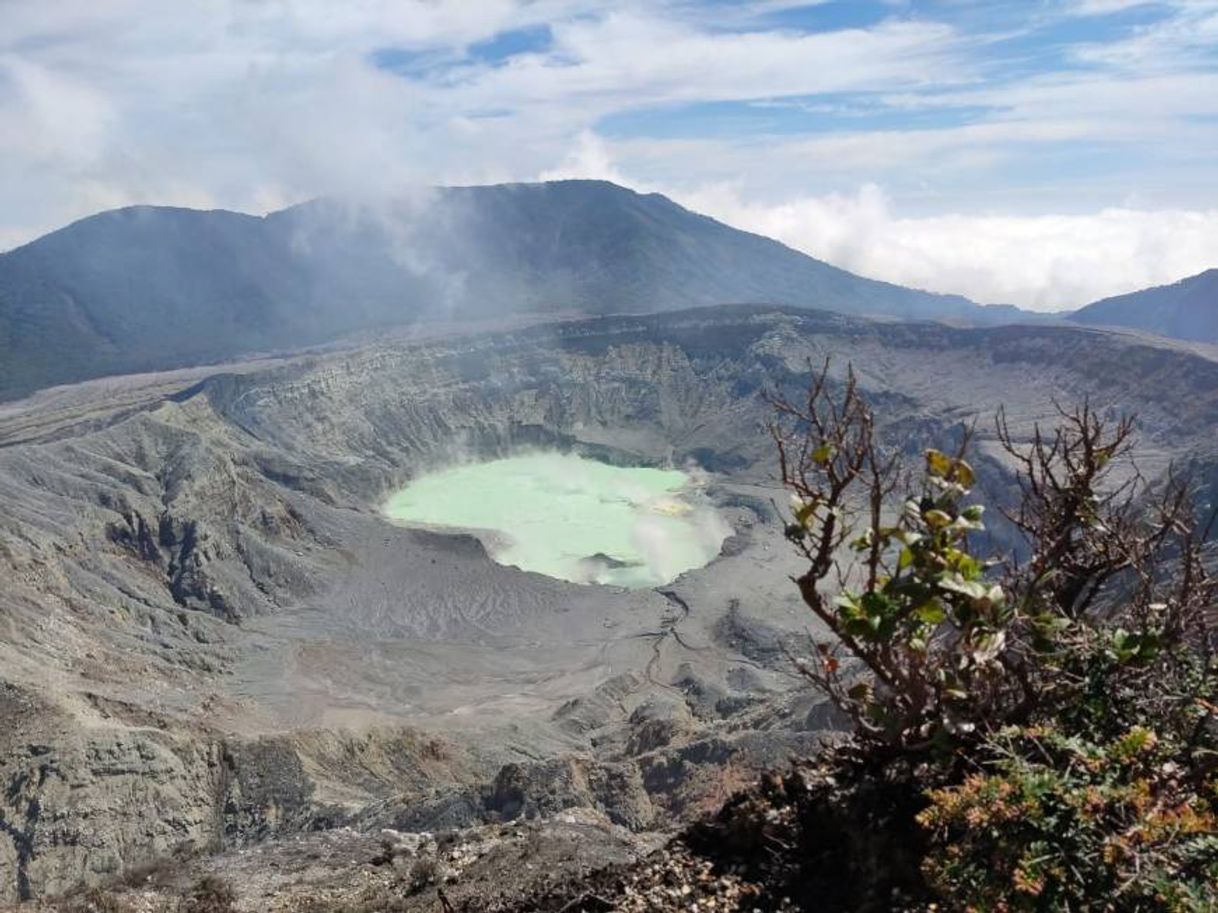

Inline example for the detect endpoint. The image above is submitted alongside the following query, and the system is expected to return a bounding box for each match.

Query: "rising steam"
[383,451,730,588]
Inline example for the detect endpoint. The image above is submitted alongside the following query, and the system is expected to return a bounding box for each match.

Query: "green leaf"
[847,681,872,703]
[924,509,952,529]
[914,600,946,625]
[953,459,975,488]
[794,499,818,528]
[1109,628,1162,665]
[972,630,1006,663]
[926,449,953,478]
[860,591,890,611]
[938,573,989,600]
[925,449,974,487]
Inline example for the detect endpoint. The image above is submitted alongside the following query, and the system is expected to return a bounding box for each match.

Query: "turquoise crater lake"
[383,453,730,588]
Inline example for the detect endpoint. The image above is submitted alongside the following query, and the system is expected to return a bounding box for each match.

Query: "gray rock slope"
[1072,268,1218,344]
[0,180,1026,401]
[2,304,1217,901]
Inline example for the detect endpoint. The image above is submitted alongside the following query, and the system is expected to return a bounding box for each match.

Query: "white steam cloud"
[630,501,732,586]
[386,451,730,589]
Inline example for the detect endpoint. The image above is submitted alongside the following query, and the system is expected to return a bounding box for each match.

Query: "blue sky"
[1,0,1216,308]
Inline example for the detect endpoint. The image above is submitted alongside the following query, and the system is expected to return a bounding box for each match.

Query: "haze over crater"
[383,452,730,588]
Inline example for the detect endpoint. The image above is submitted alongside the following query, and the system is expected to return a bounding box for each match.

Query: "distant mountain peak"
[1071,268,1218,344]
[0,179,1027,401]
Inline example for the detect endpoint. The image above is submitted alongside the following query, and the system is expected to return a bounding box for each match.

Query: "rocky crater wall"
[4,305,1218,900]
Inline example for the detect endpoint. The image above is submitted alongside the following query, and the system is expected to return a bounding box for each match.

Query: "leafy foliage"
[769,360,1218,911]
[919,724,1218,912]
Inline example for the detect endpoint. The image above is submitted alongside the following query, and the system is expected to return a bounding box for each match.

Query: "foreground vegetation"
[764,362,1218,911]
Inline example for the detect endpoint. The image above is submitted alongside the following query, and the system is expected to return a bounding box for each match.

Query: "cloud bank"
[680,184,1218,310]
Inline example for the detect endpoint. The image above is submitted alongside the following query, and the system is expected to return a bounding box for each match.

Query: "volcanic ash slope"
[2,305,1218,901]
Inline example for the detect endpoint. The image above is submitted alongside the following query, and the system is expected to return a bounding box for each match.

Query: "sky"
[1,0,1216,310]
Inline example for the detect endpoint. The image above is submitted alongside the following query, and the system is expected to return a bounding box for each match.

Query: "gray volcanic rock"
[0,683,223,899]
[486,758,655,830]
[3,304,1218,901]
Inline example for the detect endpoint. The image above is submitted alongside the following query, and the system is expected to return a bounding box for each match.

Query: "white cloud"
[678,182,1218,310]
[539,130,635,185]
[1069,0,1159,14]
[0,1,971,242]
[1069,0,1218,15]
[1071,3,1218,68]
[0,0,1215,312]
[498,13,965,105]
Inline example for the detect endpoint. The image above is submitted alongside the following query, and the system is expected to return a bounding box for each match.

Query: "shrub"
[183,875,237,913]
[768,360,1218,910]
[66,888,130,913]
[919,724,1218,912]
